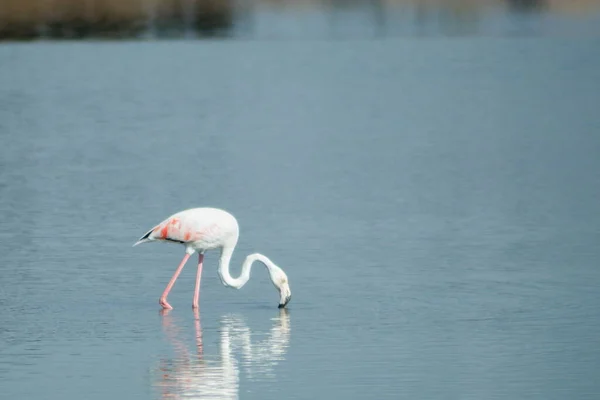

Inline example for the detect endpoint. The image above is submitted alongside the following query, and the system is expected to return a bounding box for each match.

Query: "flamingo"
[133,207,291,310]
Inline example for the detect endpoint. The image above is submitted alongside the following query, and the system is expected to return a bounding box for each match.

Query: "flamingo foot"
[159,298,173,310]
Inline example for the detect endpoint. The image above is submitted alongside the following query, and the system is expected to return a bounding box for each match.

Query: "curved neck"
[217,244,279,289]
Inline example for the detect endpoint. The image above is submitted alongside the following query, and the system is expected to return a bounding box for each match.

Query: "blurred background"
[1,0,600,41]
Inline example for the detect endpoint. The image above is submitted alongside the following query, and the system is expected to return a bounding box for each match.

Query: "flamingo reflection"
[154,309,290,399]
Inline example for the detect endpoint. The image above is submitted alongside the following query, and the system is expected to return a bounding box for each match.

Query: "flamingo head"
[278,280,292,308]
[269,266,291,308]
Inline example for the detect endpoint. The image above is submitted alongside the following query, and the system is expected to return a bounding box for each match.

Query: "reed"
[1,0,599,40]
[0,0,234,39]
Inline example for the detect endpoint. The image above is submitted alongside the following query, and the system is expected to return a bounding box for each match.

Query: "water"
[1,12,600,400]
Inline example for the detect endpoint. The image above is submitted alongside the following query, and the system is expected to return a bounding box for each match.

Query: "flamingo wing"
[134,208,229,247]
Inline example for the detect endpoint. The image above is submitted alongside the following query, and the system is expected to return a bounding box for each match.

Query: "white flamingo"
[134,207,291,310]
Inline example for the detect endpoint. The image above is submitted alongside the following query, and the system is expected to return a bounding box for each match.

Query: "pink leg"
[192,253,204,309]
[159,253,191,310]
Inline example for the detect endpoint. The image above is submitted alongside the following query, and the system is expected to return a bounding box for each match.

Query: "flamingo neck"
[217,244,279,289]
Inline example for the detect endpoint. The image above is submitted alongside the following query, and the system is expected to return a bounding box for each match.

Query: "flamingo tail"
[133,228,155,247]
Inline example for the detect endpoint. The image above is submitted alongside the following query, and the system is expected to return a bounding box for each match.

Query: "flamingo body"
[134,207,291,310]
[135,207,239,252]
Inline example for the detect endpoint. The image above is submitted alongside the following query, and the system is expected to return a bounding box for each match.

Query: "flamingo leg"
[192,253,204,309]
[159,253,191,310]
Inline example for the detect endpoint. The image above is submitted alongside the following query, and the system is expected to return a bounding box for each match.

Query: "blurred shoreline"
[1,0,600,41]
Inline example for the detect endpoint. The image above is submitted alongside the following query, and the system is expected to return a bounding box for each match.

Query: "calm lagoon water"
[1,9,600,400]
